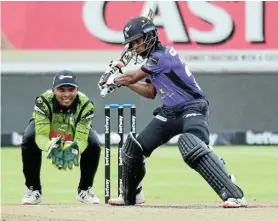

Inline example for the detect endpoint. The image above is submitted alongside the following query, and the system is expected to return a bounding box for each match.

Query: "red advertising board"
[1,1,278,50]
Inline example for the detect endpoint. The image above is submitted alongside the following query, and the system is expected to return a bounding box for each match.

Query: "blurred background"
[1,1,278,146]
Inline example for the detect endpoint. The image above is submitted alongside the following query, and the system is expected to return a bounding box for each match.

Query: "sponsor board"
[2,1,278,72]
[2,131,278,147]
[246,130,278,145]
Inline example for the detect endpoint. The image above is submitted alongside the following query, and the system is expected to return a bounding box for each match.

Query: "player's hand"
[106,61,125,86]
[47,136,64,169]
[98,61,124,89]
[99,60,126,97]
[110,60,125,70]
[98,69,111,89]
[100,72,123,97]
[62,141,80,170]
[100,85,116,97]
[109,61,126,87]
[106,73,119,87]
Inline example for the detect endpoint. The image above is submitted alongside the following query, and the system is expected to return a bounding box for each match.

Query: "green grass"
[1,146,278,204]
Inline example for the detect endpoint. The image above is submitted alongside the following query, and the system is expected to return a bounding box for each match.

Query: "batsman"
[98,14,247,208]
[21,70,101,205]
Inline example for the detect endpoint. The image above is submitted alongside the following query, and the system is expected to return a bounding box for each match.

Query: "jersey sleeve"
[141,55,165,75]
[33,96,51,151]
[75,101,94,153]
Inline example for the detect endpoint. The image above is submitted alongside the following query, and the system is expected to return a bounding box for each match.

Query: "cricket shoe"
[221,175,247,208]
[108,191,145,206]
[221,197,248,208]
[77,187,100,204]
[21,187,42,205]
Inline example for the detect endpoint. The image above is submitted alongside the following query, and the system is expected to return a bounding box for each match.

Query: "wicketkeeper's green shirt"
[32,90,95,153]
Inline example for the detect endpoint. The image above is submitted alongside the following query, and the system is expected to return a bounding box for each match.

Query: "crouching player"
[21,70,101,205]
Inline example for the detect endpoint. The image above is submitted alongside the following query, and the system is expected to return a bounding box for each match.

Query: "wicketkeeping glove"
[47,136,63,169]
[62,141,80,170]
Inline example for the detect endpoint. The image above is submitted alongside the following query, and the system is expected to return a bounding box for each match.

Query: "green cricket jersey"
[32,90,95,153]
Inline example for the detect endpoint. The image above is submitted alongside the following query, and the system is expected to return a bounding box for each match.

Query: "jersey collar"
[53,95,79,114]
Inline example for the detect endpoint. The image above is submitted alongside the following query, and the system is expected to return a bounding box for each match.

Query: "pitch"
[1,146,278,220]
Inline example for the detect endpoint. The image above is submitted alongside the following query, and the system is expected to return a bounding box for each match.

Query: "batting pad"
[178,133,244,201]
[122,132,146,205]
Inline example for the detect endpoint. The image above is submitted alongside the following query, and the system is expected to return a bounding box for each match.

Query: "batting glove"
[99,61,125,86]
[110,60,125,71]
[98,69,111,89]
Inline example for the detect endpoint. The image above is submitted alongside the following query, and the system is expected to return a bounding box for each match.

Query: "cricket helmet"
[122,16,158,60]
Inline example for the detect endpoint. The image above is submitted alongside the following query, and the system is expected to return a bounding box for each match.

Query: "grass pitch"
[1,146,278,204]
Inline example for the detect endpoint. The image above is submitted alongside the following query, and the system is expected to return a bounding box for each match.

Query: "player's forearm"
[115,71,138,85]
[35,135,50,151]
[34,114,51,151]
[127,82,156,99]
[35,124,51,151]
[75,123,91,153]
[115,67,148,85]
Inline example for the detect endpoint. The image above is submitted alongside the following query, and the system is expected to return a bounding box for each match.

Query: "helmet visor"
[122,33,144,45]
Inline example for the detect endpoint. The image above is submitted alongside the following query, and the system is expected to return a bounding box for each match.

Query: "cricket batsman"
[98,16,247,208]
[21,70,101,205]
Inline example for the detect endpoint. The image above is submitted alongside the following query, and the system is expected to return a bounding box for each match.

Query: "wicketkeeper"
[98,16,247,208]
[21,70,101,205]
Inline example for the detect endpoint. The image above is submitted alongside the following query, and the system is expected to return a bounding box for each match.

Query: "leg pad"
[122,133,146,205]
[178,133,243,201]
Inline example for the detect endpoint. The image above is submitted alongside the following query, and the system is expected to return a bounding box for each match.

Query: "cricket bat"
[100,8,155,97]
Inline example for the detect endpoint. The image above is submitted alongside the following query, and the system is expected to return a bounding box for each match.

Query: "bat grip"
[100,87,109,97]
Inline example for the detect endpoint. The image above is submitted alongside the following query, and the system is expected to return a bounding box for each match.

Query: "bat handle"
[100,87,109,97]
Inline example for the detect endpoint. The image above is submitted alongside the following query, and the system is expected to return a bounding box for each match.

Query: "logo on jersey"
[49,131,72,141]
[58,125,67,132]
[150,56,159,64]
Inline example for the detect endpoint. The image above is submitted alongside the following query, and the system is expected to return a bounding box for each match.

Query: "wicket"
[104,104,136,204]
